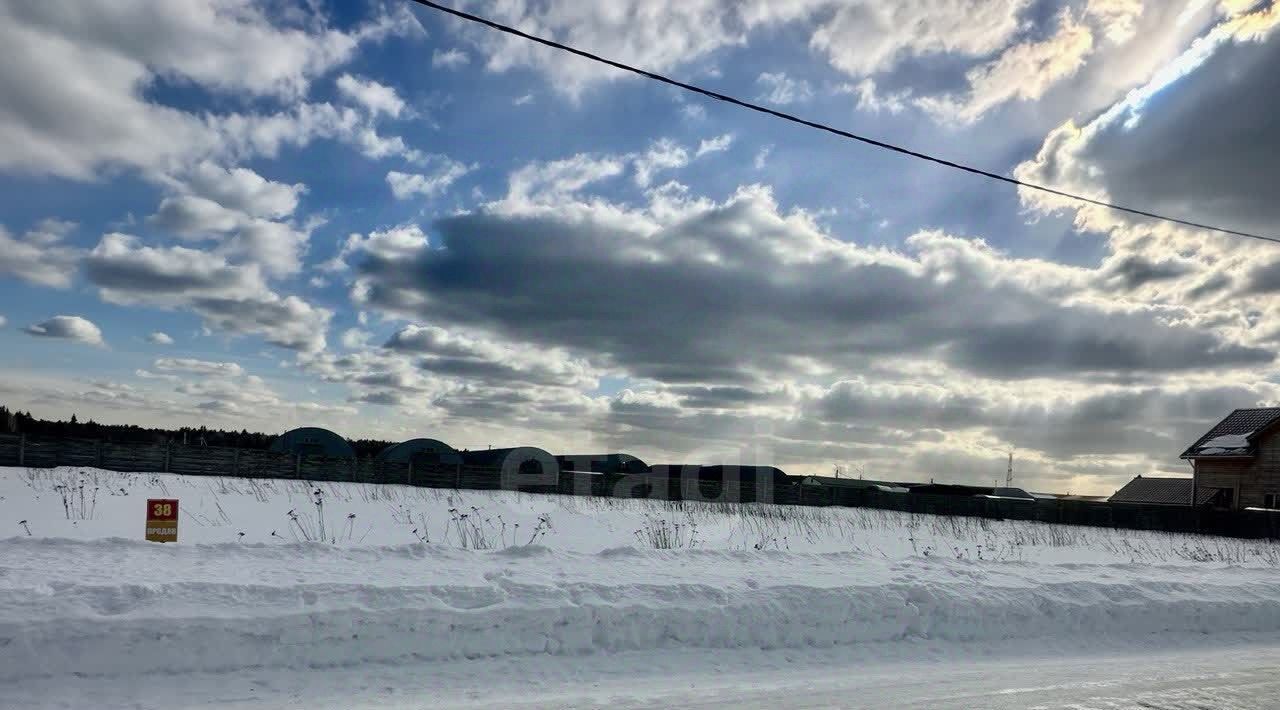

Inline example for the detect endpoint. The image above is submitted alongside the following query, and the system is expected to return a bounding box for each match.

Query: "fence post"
[18,434,25,467]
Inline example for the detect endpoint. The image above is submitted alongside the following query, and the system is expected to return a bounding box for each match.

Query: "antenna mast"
[1005,451,1014,488]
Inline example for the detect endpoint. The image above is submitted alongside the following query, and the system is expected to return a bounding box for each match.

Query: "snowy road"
[554,642,1280,710]
[6,636,1280,708]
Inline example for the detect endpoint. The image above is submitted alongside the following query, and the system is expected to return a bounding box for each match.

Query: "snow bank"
[4,466,1280,682]
[5,537,1280,681]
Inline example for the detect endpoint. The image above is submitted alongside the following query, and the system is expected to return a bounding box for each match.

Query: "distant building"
[798,475,910,493]
[907,483,997,497]
[376,438,462,467]
[1108,475,1227,507]
[268,427,355,458]
[555,453,648,475]
[1179,407,1280,510]
[647,464,791,484]
[461,446,556,478]
[1106,407,1280,509]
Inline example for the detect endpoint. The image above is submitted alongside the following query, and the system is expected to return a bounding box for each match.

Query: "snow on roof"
[1181,408,1280,458]
[1195,433,1252,455]
[1201,433,1251,449]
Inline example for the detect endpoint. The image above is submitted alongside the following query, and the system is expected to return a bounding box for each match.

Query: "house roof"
[1108,476,1223,506]
[798,475,911,489]
[1180,407,1280,459]
[907,483,996,496]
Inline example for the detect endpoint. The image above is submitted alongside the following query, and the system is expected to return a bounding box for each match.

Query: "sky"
[2,0,1280,495]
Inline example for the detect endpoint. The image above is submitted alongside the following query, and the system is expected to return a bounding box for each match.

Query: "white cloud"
[513,93,534,106]
[0,2,420,181]
[22,218,76,245]
[341,328,372,349]
[753,145,772,170]
[844,79,909,114]
[18,2,416,99]
[634,138,690,187]
[918,10,1097,123]
[147,196,310,278]
[1087,0,1145,44]
[459,1,751,96]
[695,134,734,157]
[506,153,627,203]
[23,315,105,347]
[680,103,707,120]
[810,0,1029,78]
[0,224,83,288]
[755,71,813,105]
[154,357,244,377]
[323,225,431,273]
[180,162,306,219]
[0,315,6,329]
[386,156,476,199]
[336,74,406,118]
[432,48,470,69]
[231,219,312,278]
[457,0,1033,96]
[149,195,243,238]
[147,331,175,345]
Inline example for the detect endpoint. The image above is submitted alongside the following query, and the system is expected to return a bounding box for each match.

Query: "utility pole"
[1005,451,1014,488]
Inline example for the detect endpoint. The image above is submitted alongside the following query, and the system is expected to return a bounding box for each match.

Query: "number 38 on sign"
[145,498,179,543]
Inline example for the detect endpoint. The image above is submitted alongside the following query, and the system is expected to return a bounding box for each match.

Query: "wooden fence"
[4,433,1280,539]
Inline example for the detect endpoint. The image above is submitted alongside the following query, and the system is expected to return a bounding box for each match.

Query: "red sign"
[145,498,179,543]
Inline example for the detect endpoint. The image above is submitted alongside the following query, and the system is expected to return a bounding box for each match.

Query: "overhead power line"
[407,0,1279,246]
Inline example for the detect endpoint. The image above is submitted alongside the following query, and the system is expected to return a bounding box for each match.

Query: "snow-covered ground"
[4,466,1280,708]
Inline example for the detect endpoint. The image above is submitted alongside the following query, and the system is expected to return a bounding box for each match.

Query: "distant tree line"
[0,404,394,458]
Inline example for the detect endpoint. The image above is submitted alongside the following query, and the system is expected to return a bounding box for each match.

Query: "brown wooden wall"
[1195,458,1251,509]
[1194,428,1280,509]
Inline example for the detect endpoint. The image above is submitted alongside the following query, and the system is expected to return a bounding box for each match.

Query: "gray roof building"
[1109,475,1225,506]
[268,427,354,458]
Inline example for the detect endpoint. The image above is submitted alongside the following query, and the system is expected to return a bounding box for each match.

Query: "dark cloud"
[945,314,1271,379]
[815,381,987,428]
[85,234,256,296]
[384,324,595,389]
[84,234,330,351]
[353,193,1268,384]
[1077,30,1280,237]
[1097,254,1194,291]
[672,385,775,409]
[349,391,404,406]
[193,295,330,352]
[1186,272,1233,301]
[1245,260,1280,294]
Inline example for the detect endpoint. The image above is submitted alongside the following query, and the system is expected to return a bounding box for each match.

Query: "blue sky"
[3,1,1280,494]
